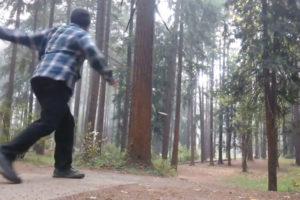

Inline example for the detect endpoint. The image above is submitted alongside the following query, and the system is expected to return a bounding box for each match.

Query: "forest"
[0,0,299,198]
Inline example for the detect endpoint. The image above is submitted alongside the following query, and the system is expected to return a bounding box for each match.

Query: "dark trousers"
[1,77,74,170]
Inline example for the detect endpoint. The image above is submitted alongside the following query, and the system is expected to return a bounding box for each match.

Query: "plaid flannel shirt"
[0,23,112,90]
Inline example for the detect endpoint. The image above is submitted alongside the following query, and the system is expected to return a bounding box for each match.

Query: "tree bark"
[262,0,278,190]
[199,86,206,162]
[282,116,288,157]
[96,0,109,154]
[190,90,196,166]
[127,0,155,165]
[261,122,267,159]
[226,107,232,166]
[28,0,40,125]
[242,133,250,172]
[171,14,183,169]
[293,103,300,165]
[247,134,254,161]
[2,0,22,142]
[86,0,106,133]
[209,54,215,166]
[254,118,260,159]
[66,0,72,24]
[49,0,56,28]
[121,0,134,153]
[162,0,179,160]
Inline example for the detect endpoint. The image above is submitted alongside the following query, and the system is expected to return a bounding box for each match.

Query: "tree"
[199,85,206,162]
[292,103,300,165]
[209,53,215,166]
[171,13,183,169]
[162,0,180,160]
[2,0,23,142]
[127,0,155,165]
[86,0,106,134]
[121,0,134,153]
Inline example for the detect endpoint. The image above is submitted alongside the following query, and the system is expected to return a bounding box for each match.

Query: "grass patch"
[151,158,177,177]
[75,143,177,177]
[21,152,54,166]
[75,143,126,169]
[223,158,300,192]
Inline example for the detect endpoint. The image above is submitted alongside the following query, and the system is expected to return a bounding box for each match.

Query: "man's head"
[70,8,91,30]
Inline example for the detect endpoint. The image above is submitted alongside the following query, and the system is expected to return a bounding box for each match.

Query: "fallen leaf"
[193,188,201,192]
[121,190,128,194]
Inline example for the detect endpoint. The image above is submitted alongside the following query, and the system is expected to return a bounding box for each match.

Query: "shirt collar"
[69,23,85,30]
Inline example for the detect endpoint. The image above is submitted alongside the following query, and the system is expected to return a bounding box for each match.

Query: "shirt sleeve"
[0,27,53,50]
[78,34,108,73]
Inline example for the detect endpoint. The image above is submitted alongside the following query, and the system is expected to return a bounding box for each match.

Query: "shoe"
[0,152,22,184]
[53,168,85,179]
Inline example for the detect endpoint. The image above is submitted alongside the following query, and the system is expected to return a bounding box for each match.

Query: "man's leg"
[53,107,84,179]
[54,106,75,171]
[0,78,71,183]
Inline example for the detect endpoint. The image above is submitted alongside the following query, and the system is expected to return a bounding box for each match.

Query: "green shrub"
[152,158,177,177]
[75,142,126,169]
[178,145,200,162]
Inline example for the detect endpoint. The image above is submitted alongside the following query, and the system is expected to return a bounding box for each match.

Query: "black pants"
[1,77,74,170]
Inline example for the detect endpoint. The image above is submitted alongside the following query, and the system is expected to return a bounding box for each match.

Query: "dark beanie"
[70,8,91,27]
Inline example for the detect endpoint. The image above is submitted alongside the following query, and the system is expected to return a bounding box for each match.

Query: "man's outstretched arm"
[78,34,116,85]
[0,27,53,50]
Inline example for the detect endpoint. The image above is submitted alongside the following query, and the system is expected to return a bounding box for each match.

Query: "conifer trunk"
[127,0,155,165]
[162,0,180,160]
[171,14,183,169]
[2,0,22,141]
[121,0,134,152]
[96,0,110,154]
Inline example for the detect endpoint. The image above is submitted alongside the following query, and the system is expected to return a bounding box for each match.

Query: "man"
[0,8,116,184]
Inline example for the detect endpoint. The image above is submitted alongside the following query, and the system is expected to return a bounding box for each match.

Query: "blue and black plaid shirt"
[0,23,112,90]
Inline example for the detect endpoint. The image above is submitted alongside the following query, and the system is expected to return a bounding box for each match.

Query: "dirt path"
[0,160,299,200]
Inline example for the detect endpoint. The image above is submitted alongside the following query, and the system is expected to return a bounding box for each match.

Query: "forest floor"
[0,159,299,200]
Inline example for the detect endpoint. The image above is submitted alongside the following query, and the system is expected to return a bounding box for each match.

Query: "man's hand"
[102,69,118,88]
[109,80,118,89]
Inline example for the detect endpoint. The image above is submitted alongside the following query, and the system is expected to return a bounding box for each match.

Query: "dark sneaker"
[0,152,22,184]
[53,168,85,179]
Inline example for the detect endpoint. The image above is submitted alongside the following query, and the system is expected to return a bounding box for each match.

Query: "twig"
[155,4,170,32]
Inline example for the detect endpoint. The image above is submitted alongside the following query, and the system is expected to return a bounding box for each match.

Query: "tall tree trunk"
[226,107,232,166]
[190,90,196,166]
[209,54,215,166]
[86,0,106,134]
[282,116,288,157]
[121,0,134,152]
[127,0,155,165]
[254,118,260,159]
[247,134,254,161]
[34,0,58,155]
[233,130,237,160]
[199,86,206,162]
[262,0,278,191]
[186,97,192,149]
[261,122,267,159]
[242,133,249,172]
[293,103,300,165]
[218,111,223,164]
[49,0,56,28]
[2,0,22,142]
[66,0,72,24]
[162,1,179,160]
[171,14,183,169]
[28,0,40,125]
[96,0,109,154]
